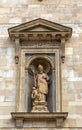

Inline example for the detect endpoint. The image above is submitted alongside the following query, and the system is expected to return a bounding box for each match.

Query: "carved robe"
[37,73,49,95]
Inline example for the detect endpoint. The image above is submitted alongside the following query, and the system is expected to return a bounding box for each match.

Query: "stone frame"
[16,48,61,112]
[8,18,72,128]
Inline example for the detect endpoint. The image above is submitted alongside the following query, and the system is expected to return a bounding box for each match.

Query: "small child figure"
[31,87,39,101]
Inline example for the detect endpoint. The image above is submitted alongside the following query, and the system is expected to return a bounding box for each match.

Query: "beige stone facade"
[0,0,82,130]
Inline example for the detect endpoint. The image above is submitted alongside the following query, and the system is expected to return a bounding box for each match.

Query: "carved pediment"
[19,25,60,32]
[8,18,72,63]
[8,18,72,41]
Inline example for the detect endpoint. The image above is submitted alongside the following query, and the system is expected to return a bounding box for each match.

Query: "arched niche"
[9,18,72,128]
[25,55,55,112]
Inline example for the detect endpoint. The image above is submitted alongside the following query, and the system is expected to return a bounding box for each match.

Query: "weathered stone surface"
[0,1,82,23]
[0,0,82,129]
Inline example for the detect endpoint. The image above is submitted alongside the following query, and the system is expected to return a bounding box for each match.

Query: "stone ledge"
[11,112,68,128]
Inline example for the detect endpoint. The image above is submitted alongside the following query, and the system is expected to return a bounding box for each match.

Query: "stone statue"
[36,64,49,101]
[31,64,49,112]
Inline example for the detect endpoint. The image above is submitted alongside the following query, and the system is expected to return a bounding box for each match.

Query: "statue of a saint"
[36,64,49,102]
[31,64,49,112]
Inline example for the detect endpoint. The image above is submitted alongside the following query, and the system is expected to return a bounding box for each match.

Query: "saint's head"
[38,64,44,73]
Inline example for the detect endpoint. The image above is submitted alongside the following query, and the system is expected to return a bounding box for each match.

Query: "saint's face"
[38,69,43,74]
[39,67,43,74]
[38,65,43,74]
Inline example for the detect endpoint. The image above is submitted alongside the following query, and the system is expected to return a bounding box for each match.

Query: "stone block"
[0,59,7,66]
[0,96,4,102]
[0,102,15,107]
[9,18,22,24]
[0,8,10,14]
[0,106,15,115]
[5,95,16,102]
[65,47,73,55]
[0,119,14,127]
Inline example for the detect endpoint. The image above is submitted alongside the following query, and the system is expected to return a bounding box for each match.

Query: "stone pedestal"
[31,101,49,112]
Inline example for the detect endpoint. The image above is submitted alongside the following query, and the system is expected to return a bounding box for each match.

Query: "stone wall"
[0,0,82,129]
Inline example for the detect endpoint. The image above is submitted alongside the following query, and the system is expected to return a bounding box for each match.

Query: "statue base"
[31,101,49,112]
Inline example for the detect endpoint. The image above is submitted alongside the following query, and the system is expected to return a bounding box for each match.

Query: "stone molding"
[11,112,68,128]
[8,18,72,63]
[16,49,61,112]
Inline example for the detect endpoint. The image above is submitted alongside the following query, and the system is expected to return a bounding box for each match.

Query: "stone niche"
[8,18,72,128]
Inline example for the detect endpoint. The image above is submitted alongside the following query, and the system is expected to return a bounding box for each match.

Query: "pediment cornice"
[8,18,72,42]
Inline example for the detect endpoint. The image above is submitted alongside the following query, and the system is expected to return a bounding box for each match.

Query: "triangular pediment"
[8,18,72,41]
[19,25,60,32]
[8,18,72,64]
[8,18,72,33]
